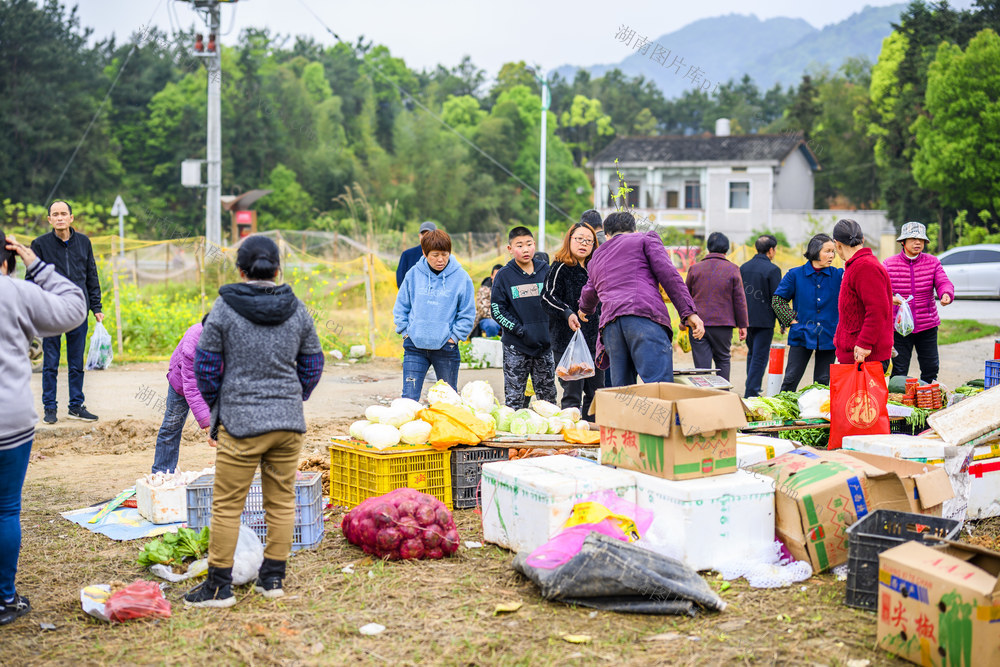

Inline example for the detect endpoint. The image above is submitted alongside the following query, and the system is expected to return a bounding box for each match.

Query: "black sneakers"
[0,594,31,625]
[67,406,98,422]
[43,409,57,424]
[184,567,236,608]
[254,558,286,599]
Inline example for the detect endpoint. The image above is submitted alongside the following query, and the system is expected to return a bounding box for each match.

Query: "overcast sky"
[75,0,975,76]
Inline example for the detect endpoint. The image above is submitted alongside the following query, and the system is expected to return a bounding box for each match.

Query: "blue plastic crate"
[987,360,1000,389]
[186,472,324,550]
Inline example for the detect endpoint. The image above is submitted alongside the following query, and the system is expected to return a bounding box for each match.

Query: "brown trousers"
[209,427,303,567]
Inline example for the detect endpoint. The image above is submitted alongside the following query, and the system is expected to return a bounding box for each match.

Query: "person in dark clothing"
[29,201,103,423]
[185,235,324,608]
[542,222,603,419]
[685,233,748,382]
[739,235,782,397]
[772,234,844,390]
[395,221,437,288]
[580,209,605,245]
[471,264,503,338]
[491,227,556,409]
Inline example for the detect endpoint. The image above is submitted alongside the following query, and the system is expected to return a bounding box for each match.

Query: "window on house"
[732,166,747,172]
[729,182,750,209]
[666,191,678,208]
[684,181,701,209]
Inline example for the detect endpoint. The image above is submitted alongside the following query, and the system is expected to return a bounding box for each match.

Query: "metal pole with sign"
[108,196,128,357]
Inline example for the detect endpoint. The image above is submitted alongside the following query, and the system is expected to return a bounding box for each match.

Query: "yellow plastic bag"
[677,327,691,353]
[562,428,601,445]
[562,501,641,542]
[417,403,496,451]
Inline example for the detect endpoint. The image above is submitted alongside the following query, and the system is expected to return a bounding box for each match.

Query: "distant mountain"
[554,4,906,97]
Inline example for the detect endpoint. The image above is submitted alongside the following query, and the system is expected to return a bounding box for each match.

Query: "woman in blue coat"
[771,234,843,391]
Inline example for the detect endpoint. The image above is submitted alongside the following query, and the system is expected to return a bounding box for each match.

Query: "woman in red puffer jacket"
[832,219,893,370]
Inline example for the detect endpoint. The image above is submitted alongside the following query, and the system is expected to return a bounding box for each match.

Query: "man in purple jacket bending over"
[151,316,216,473]
[883,222,954,383]
[578,211,706,387]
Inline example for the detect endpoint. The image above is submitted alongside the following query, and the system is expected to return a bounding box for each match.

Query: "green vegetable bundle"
[137,526,210,568]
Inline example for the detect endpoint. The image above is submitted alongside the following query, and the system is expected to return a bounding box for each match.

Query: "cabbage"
[349,420,370,439]
[398,420,432,445]
[427,380,462,406]
[474,411,497,431]
[546,417,565,434]
[558,407,582,422]
[460,380,497,412]
[391,398,423,421]
[493,406,515,432]
[362,423,401,449]
[380,407,413,428]
[528,412,548,435]
[530,399,560,418]
[509,415,531,436]
[365,405,391,423]
[575,419,589,431]
[560,418,576,432]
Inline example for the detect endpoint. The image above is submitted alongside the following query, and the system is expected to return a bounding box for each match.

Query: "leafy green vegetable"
[136,527,210,567]
[778,428,828,448]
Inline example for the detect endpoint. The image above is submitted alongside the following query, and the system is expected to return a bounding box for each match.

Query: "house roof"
[590,134,820,170]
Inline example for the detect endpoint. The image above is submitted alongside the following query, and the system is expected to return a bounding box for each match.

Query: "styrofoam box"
[136,478,187,524]
[481,456,636,554]
[634,469,776,572]
[736,434,797,468]
[843,434,1000,520]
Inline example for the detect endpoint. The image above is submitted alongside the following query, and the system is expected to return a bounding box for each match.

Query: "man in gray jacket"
[1,233,87,625]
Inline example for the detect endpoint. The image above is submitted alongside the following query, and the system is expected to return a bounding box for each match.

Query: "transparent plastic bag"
[894,294,914,336]
[85,322,114,370]
[103,580,171,623]
[555,330,595,382]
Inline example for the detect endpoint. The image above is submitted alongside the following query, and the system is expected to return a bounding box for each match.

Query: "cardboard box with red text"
[877,540,1000,666]
[592,383,747,481]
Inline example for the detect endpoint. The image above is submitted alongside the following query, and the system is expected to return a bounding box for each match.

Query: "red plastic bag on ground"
[104,580,171,623]
[828,362,889,449]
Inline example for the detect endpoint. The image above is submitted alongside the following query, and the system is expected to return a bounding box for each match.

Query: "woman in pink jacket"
[151,316,216,473]
[883,222,954,383]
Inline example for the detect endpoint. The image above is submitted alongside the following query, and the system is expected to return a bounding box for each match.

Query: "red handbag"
[828,362,889,449]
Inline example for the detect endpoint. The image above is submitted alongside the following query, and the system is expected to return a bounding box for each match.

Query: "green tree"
[912,29,1000,226]
[557,95,614,165]
[257,163,314,229]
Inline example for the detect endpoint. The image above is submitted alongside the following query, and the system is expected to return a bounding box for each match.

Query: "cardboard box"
[748,447,953,572]
[592,383,747,481]
[736,434,798,467]
[877,540,1000,666]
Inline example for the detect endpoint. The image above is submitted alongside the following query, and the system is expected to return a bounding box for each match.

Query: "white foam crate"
[481,456,636,554]
[736,434,797,467]
[136,478,187,524]
[634,468,776,572]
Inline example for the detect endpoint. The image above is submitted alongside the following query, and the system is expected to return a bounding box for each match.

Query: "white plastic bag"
[231,524,265,586]
[894,294,914,336]
[798,387,831,420]
[555,330,595,382]
[85,322,114,370]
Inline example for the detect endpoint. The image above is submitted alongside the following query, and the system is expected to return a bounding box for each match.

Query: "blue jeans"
[744,326,774,398]
[402,338,460,400]
[479,318,501,337]
[602,315,674,388]
[42,319,88,410]
[151,386,193,474]
[0,440,32,600]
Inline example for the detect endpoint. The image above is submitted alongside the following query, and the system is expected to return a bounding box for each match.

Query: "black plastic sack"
[512,532,726,615]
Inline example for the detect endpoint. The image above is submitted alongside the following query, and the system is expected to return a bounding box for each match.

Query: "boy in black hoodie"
[490,227,556,409]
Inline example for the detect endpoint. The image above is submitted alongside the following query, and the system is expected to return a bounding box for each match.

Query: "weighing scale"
[672,367,734,390]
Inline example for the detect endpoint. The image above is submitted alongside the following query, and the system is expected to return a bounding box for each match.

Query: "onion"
[434,507,452,527]
[423,525,444,548]
[396,499,419,517]
[426,547,444,560]
[376,527,402,552]
[399,538,425,560]
[414,504,436,527]
[396,516,421,539]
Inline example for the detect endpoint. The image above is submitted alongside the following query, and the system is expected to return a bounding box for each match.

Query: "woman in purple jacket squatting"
[151,315,217,473]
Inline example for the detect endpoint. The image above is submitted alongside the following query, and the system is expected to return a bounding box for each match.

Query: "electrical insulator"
[194,33,204,52]
[207,33,217,52]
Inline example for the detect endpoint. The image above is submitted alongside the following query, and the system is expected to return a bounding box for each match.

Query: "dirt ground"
[8,341,999,665]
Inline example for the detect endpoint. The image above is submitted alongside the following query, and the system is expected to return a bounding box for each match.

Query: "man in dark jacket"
[30,201,103,423]
[739,235,782,397]
[685,232,748,383]
[396,221,437,288]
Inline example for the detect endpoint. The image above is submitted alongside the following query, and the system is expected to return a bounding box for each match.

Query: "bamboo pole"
[165,241,170,285]
[363,254,377,356]
[112,260,124,356]
[197,238,206,317]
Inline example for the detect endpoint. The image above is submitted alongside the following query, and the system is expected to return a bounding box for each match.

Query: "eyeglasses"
[571,237,594,246]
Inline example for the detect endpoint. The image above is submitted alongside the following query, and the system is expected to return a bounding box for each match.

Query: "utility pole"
[537,71,549,252]
[205,5,222,247]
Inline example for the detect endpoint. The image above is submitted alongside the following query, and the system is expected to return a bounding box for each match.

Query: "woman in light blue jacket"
[393,230,475,400]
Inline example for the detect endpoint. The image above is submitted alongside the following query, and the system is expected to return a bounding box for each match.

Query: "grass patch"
[938,319,1000,345]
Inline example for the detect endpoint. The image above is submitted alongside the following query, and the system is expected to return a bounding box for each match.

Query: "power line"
[294,0,577,225]
[45,0,168,206]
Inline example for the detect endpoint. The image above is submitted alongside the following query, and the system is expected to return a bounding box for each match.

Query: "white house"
[589,119,889,245]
